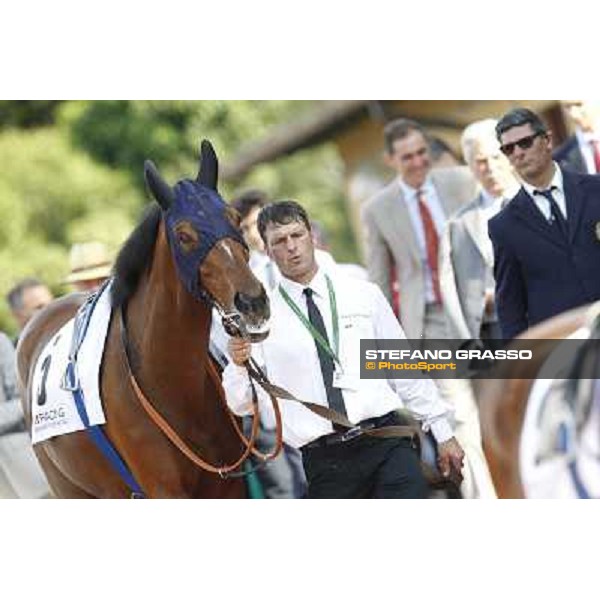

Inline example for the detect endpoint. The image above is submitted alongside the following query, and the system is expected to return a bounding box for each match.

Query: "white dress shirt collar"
[522,162,564,199]
[278,266,328,306]
[480,189,508,222]
[522,163,567,220]
[397,175,434,200]
[479,189,498,208]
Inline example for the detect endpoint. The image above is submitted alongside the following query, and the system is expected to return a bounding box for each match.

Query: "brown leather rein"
[118,307,448,485]
[119,307,284,478]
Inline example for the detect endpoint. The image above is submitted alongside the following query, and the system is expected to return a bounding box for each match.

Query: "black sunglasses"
[500,132,546,156]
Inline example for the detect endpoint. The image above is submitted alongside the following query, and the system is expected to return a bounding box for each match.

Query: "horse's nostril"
[234,291,269,317]
[234,291,255,314]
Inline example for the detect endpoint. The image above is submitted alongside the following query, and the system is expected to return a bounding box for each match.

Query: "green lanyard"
[278,274,341,369]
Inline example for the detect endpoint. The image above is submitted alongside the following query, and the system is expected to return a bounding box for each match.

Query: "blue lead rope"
[62,282,145,499]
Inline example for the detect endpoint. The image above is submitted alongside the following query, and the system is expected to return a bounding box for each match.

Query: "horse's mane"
[111,205,162,308]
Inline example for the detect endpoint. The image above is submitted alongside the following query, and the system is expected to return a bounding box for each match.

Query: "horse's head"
[144,140,270,341]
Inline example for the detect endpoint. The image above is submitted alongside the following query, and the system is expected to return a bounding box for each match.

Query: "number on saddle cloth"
[61,279,111,393]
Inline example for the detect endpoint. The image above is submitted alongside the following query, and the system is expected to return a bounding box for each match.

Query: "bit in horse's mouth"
[246,321,270,343]
[220,309,270,342]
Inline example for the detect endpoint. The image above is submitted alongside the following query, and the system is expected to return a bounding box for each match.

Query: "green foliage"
[58,100,355,260]
[0,101,357,336]
[58,100,316,182]
[0,101,63,128]
[0,127,142,335]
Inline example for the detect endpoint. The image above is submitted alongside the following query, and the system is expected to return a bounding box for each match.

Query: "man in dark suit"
[554,101,600,175]
[489,108,600,339]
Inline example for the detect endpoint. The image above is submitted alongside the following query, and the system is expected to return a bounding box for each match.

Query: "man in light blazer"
[362,119,487,497]
[362,118,477,341]
[440,119,519,343]
[436,119,520,499]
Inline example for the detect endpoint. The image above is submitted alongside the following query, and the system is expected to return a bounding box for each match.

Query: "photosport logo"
[360,338,600,380]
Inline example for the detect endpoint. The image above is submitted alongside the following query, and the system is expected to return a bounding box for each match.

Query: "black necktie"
[303,287,347,425]
[534,187,568,237]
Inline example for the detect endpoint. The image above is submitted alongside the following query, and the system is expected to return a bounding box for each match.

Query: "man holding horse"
[489,108,600,339]
[223,200,464,498]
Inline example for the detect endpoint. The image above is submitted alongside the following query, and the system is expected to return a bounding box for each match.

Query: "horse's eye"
[173,221,200,253]
[178,231,193,245]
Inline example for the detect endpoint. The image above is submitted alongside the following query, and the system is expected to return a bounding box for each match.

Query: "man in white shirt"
[223,200,464,498]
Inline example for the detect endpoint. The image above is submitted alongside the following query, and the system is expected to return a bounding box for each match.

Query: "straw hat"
[64,242,113,284]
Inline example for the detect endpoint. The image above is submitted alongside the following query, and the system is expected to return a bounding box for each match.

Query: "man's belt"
[302,411,411,450]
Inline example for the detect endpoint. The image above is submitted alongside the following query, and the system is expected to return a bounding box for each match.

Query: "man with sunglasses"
[489,107,600,339]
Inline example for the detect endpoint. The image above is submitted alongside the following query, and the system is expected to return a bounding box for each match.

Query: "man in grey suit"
[440,119,519,343]
[436,119,520,498]
[362,119,493,497]
[362,118,476,341]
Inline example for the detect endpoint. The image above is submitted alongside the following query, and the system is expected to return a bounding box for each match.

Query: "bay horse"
[476,302,599,498]
[16,140,271,498]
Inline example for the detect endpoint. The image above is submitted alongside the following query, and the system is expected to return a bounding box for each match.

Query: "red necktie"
[591,140,600,174]
[417,189,442,304]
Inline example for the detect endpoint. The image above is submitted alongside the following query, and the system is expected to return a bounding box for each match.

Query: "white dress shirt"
[222,267,454,448]
[576,128,600,175]
[522,162,568,221]
[398,177,447,304]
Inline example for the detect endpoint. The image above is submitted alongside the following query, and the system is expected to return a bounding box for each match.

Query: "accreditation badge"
[595,221,600,242]
[333,368,358,391]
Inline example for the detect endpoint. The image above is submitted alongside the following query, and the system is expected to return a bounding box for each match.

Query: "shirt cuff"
[429,419,454,444]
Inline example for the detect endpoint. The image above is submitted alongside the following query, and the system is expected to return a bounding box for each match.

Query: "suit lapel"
[463,195,493,267]
[562,170,585,243]
[570,144,587,174]
[384,182,421,265]
[511,188,568,248]
[430,171,455,218]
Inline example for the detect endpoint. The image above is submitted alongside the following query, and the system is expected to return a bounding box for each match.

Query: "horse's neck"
[125,233,213,408]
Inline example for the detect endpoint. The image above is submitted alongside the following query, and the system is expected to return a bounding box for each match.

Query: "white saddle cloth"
[520,327,600,498]
[31,284,113,445]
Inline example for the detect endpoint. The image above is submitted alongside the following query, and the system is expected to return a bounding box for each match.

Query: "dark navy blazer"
[488,169,600,339]
[553,136,587,174]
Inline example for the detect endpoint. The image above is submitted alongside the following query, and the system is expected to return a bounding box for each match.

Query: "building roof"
[221,100,556,182]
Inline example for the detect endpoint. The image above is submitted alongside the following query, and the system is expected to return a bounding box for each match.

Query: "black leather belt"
[302,411,401,450]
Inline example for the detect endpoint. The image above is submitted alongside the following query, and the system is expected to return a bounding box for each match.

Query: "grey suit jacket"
[439,193,496,341]
[0,332,22,434]
[362,167,477,339]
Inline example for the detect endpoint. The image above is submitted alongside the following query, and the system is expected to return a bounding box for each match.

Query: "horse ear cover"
[196,140,219,191]
[144,160,175,210]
